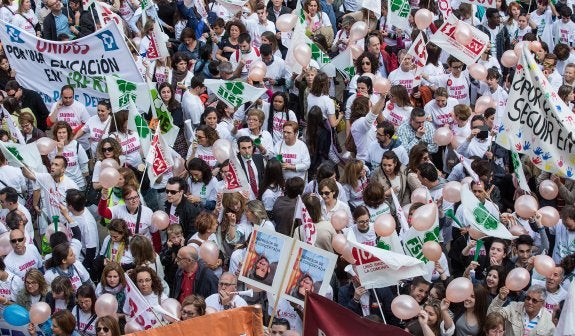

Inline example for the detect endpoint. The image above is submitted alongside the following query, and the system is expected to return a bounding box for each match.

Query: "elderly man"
[171,246,218,303]
[205,272,247,311]
[4,229,43,277]
[532,266,567,314]
[488,284,555,336]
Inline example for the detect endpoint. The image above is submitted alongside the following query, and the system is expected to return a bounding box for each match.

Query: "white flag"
[1,108,25,144]
[224,154,251,194]
[204,79,267,108]
[127,101,152,154]
[391,192,410,236]
[460,184,514,240]
[387,0,411,30]
[348,240,426,289]
[293,196,317,245]
[106,76,151,112]
[430,15,489,65]
[94,2,125,32]
[145,21,170,61]
[124,276,161,329]
[146,124,174,181]
[331,48,355,80]
[0,141,44,172]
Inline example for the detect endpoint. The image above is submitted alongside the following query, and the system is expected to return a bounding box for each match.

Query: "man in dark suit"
[5,80,49,131]
[237,136,265,200]
[164,176,201,242]
[267,0,292,23]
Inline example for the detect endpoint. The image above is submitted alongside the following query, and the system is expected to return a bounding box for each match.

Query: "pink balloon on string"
[373,78,391,94]
[414,9,433,30]
[276,13,297,32]
[468,63,487,81]
[509,225,528,236]
[101,158,120,170]
[151,210,170,230]
[538,206,560,228]
[331,210,349,231]
[99,167,120,189]
[29,302,51,324]
[539,180,559,200]
[248,67,266,82]
[391,295,420,320]
[501,50,519,68]
[411,187,429,204]
[442,181,462,203]
[446,277,473,302]
[515,195,538,219]
[374,214,396,237]
[534,255,556,278]
[332,234,347,254]
[294,43,312,67]
[475,96,495,115]
[161,298,182,323]
[505,267,531,291]
[199,241,220,265]
[411,203,437,231]
[36,137,57,155]
[434,126,453,146]
[422,241,442,262]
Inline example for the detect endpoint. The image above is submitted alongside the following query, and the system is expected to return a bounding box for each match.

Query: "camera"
[476,125,489,140]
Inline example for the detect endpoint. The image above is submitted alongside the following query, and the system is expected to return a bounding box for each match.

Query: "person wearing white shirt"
[4,229,43,278]
[478,68,509,130]
[273,121,310,180]
[367,120,409,169]
[65,189,99,266]
[457,115,492,159]
[229,33,262,78]
[542,53,564,92]
[243,3,276,48]
[532,267,568,314]
[205,272,247,311]
[350,95,385,162]
[0,157,26,204]
[234,109,274,159]
[382,85,414,128]
[47,85,91,150]
[423,56,471,105]
[387,50,416,94]
[424,88,459,128]
[181,76,206,128]
[260,44,290,94]
[552,6,575,46]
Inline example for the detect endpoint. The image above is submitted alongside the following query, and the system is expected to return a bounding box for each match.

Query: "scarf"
[172,69,188,87]
[106,241,125,263]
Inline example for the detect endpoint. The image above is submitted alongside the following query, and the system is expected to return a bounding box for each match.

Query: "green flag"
[511,149,531,192]
[0,141,44,172]
[204,79,267,108]
[106,76,151,112]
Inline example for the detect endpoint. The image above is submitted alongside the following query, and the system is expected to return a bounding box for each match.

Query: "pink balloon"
[468,63,487,81]
[515,195,538,219]
[124,321,144,333]
[534,255,556,278]
[276,13,297,32]
[250,60,267,72]
[411,203,437,231]
[373,78,391,94]
[538,206,560,228]
[509,225,528,236]
[212,139,232,163]
[422,241,442,262]
[514,41,527,57]
[95,294,118,317]
[391,295,420,320]
[99,167,121,189]
[151,210,170,230]
[199,241,220,265]
[501,50,519,68]
[349,44,364,60]
[331,210,349,231]
[461,177,474,185]
[505,267,531,291]
[294,43,312,67]
[161,298,181,323]
[0,232,12,256]
[173,157,185,176]
[36,137,57,155]
[451,136,466,149]
[434,126,453,146]
[411,187,429,204]
[349,21,368,41]
[101,158,120,170]
[342,244,356,264]
[29,302,51,324]
[530,41,542,52]
[446,277,473,302]
[332,234,347,254]
[539,180,559,200]
[442,181,462,203]
[475,96,495,115]
[414,9,433,30]
[454,22,473,45]
[249,67,266,82]
[374,214,396,237]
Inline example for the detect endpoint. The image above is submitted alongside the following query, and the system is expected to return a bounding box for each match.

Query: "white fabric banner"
[459,0,496,8]
[0,21,143,113]
[497,44,575,178]
[429,15,489,65]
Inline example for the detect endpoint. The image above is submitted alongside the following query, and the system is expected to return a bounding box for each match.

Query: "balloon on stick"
[446,277,473,302]
[391,295,420,320]
[505,267,531,291]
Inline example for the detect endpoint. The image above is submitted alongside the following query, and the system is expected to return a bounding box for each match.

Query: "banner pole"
[372,289,387,324]
[267,240,297,330]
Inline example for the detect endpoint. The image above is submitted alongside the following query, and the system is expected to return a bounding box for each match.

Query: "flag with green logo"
[106,76,151,112]
[461,184,514,240]
[402,226,441,263]
[510,149,531,192]
[0,141,44,172]
[150,87,179,146]
[140,0,153,26]
[204,79,267,108]
[308,41,336,77]
[331,48,355,80]
[388,0,411,30]
[127,101,152,154]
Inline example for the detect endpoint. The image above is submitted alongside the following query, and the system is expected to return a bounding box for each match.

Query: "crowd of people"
[0,0,574,335]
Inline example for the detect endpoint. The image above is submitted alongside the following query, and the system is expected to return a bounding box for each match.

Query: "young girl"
[74,285,98,336]
[267,92,297,144]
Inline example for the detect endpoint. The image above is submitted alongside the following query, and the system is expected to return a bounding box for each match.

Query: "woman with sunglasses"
[318,178,353,228]
[99,185,158,243]
[92,138,123,191]
[74,100,112,158]
[348,52,380,95]
[94,316,121,336]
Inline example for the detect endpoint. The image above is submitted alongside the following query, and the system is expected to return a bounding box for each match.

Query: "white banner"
[0,21,144,113]
[497,44,575,179]
[429,15,489,65]
[437,0,453,19]
[124,276,161,329]
[459,0,496,8]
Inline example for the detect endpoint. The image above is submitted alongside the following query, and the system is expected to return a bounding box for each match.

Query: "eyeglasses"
[137,278,152,284]
[524,296,544,303]
[356,219,370,225]
[125,195,139,201]
[165,189,181,195]
[362,61,371,65]
[219,282,237,287]
[102,147,114,152]
[10,237,25,244]
[319,191,333,196]
[96,327,110,333]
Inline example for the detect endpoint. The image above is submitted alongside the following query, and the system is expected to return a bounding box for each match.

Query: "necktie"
[247,160,258,197]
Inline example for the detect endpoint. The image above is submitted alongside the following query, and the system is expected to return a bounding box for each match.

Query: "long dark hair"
[267,92,290,132]
[305,106,326,155]
[186,157,213,185]
[157,82,181,111]
[45,242,71,269]
[259,158,285,199]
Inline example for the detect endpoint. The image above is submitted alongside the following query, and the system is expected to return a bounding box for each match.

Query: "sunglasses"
[319,191,333,196]
[102,147,114,152]
[362,61,371,65]
[165,189,180,195]
[96,327,110,333]
[525,296,543,303]
[10,237,24,244]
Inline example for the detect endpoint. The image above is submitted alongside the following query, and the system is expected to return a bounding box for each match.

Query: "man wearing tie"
[237,136,265,200]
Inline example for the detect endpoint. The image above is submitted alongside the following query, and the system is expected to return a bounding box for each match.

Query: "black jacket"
[237,153,265,190]
[21,87,50,131]
[170,261,218,300]
[75,8,97,38]
[164,198,201,242]
[266,5,292,23]
[42,8,71,41]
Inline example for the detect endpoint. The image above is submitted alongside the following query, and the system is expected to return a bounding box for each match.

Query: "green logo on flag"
[135,114,151,139]
[140,0,150,9]
[309,43,330,64]
[217,82,245,107]
[7,146,23,161]
[376,240,391,251]
[117,79,137,107]
[344,66,355,78]
[391,0,410,18]
[151,88,174,134]
[473,203,499,230]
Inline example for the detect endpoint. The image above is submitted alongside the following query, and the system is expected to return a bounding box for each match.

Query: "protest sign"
[0,321,47,336]
[437,0,453,19]
[388,0,411,30]
[204,79,267,108]
[239,227,293,294]
[0,21,143,112]
[429,15,489,65]
[497,44,575,178]
[348,240,426,289]
[281,241,337,307]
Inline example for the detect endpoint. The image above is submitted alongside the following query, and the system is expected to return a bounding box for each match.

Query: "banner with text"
[429,15,489,65]
[497,44,575,178]
[0,21,144,113]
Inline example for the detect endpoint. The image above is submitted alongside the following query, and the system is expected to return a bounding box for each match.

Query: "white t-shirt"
[382,103,413,128]
[4,246,43,278]
[99,236,134,265]
[50,101,91,147]
[44,261,91,291]
[48,140,89,190]
[270,110,298,144]
[477,85,509,130]
[109,205,156,240]
[71,210,99,257]
[347,223,377,246]
[83,115,111,156]
[307,94,335,120]
[273,140,311,180]
[189,176,219,208]
[0,271,23,303]
[424,98,459,128]
[74,308,97,336]
[350,111,378,161]
[303,12,331,32]
[430,72,470,105]
[109,131,143,168]
[181,91,204,125]
[11,10,38,35]
[388,68,416,93]
[34,173,78,221]
[0,165,26,197]
[366,142,409,169]
[189,145,217,169]
[205,293,248,311]
[229,47,261,76]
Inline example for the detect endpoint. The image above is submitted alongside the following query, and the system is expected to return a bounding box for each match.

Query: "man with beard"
[230,33,262,79]
[366,120,408,170]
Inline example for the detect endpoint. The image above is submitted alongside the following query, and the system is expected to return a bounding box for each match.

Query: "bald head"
[178,246,198,260]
